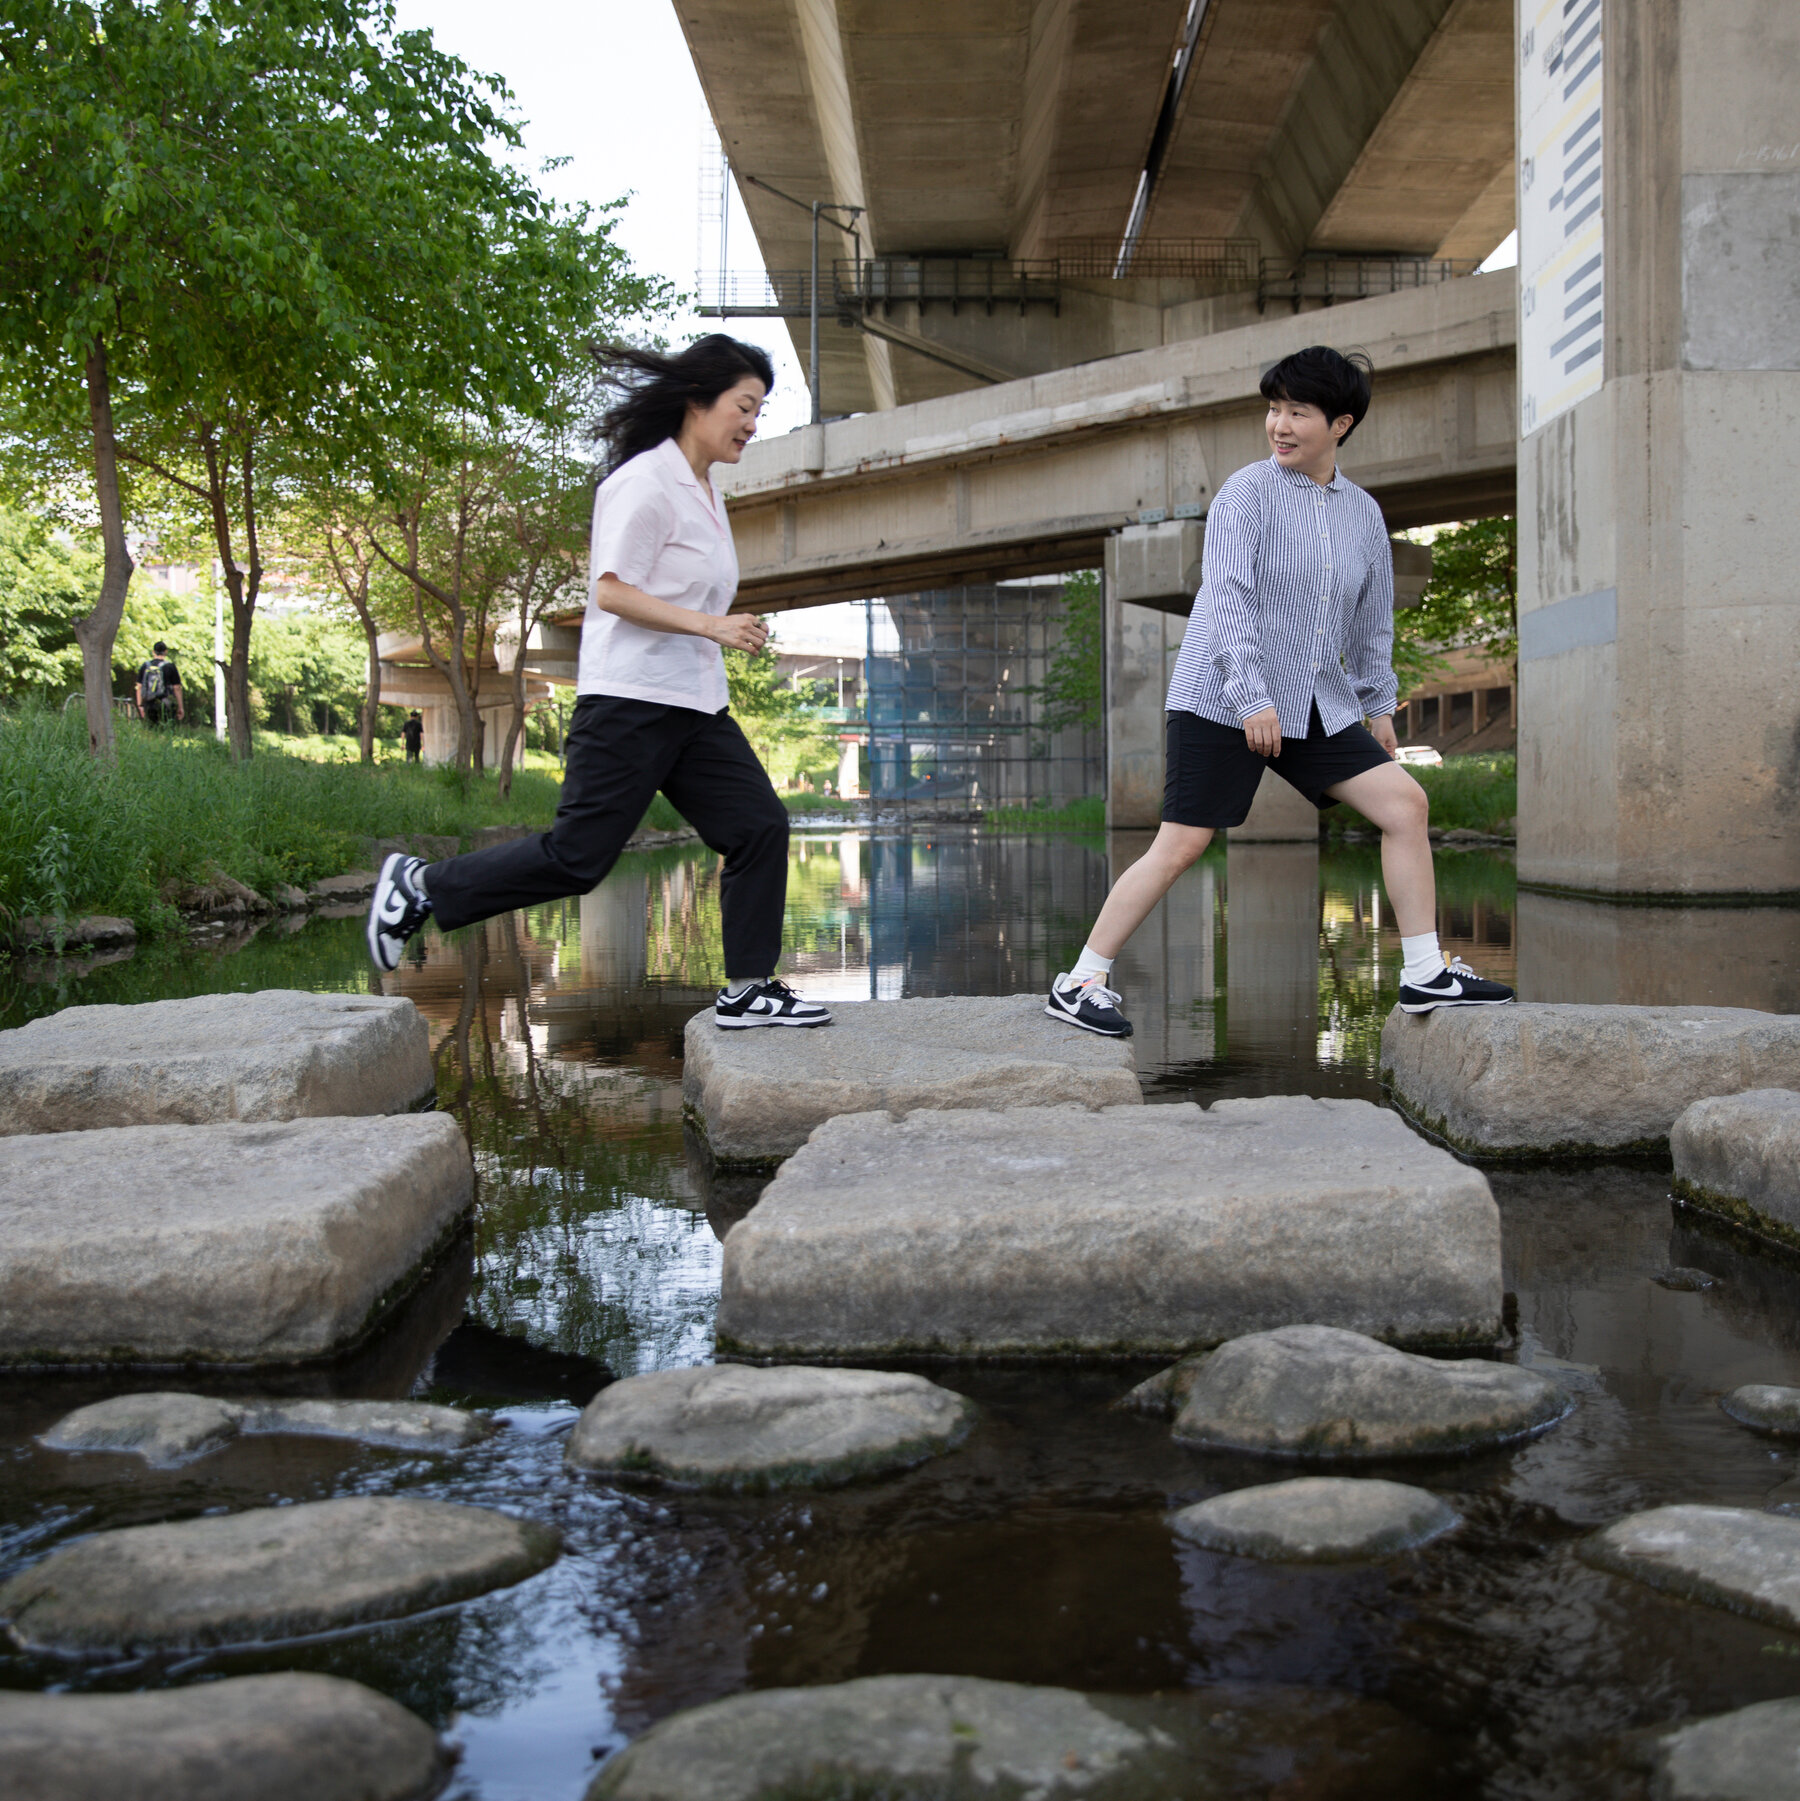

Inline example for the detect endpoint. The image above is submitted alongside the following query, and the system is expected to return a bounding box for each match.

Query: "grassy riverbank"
[0,707,565,941]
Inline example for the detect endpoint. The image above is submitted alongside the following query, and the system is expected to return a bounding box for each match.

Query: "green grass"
[1328,752,1516,839]
[983,794,1107,833]
[0,705,565,943]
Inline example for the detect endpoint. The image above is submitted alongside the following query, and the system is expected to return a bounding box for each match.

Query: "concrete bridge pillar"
[1518,0,1800,897]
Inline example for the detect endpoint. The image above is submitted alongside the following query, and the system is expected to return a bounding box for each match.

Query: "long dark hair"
[589,334,775,472]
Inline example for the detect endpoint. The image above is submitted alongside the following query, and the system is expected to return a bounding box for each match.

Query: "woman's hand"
[710,612,770,653]
[1242,706,1282,758]
[1369,713,1399,758]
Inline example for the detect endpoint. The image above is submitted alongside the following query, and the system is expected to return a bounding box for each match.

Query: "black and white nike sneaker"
[1045,971,1133,1037]
[1398,956,1515,1014]
[367,853,432,972]
[713,978,833,1029]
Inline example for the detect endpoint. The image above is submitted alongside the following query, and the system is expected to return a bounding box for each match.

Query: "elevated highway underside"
[719,271,1515,612]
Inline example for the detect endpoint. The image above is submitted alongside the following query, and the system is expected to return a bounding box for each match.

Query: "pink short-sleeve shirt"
[579,436,737,711]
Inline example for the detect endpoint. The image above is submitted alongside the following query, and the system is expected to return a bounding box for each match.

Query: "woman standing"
[1045,344,1513,1038]
[367,334,831,1030]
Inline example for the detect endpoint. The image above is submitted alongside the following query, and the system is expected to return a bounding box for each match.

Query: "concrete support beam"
[1518,0,1800,898]
[1104,588,1175,831]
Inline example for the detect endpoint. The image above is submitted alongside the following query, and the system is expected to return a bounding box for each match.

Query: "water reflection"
[8,829,1800,1800]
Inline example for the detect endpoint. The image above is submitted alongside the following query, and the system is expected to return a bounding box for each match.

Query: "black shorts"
[1162,704,1392,828]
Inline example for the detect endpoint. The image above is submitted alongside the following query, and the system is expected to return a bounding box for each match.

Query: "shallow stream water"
[4,828,1800,1799]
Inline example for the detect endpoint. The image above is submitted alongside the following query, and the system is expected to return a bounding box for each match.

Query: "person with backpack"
[366,334,832,1031]
[136,642,184,726]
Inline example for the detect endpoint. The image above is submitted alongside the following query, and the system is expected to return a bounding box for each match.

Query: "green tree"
[1393,515,1517,698]
[248,608,366,735]
[725,646,836,785]
[0,506,97,696]
[1033,569,1102,734]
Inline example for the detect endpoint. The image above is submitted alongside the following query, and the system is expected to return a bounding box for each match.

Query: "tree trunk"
[496,663,528,801]
[360,618,381,763]
[72,340,134,759]
[226,583,255,761]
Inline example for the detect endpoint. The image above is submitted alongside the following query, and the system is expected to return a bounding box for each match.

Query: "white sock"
[724,978,763,998]
[1069,945,1114,985]
[411,863,428,897]
[1401,931,1445,987]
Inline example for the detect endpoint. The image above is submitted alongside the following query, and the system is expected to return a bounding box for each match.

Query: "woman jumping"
[367,334,831,1030]
[1046,344,1514,1038]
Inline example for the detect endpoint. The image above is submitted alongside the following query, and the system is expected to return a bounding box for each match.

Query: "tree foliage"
[1393,515,1517,699]
[1033,569,1102,734]
[0,506,97,695]
[725,645,837,785]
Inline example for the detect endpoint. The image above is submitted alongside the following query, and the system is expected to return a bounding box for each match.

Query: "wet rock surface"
[682,993,1140,1166]
[566,1364,973,1491]
[11,915,137,953]
[1673,1088,1800,1248]
[1720,1384,1800,1437]
[0,1115,473,1365]
[1650,1696,1800,1801]
[1168,1476,1460,1562]
[0,989,435,1132]
[0,1496,559,1654]
[1169,1324,1569,1460]
[1381,1004,1800,1158]
[717,1098,1502,1359]
[1582,1505,1800,1632]
[40,1392,493,1467]
[1114,1351,1212,1416]
[586,1673,1453,1801]
[0,1671,449,1801]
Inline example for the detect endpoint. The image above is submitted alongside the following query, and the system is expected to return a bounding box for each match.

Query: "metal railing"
[1257,254,1485,312]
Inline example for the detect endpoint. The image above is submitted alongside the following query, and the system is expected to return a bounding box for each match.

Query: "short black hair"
[1259,346,1374,442]
[152,640,167,655]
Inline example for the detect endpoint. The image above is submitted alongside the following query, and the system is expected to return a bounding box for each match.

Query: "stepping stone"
[41,1392,493,1468]
[1169,1324,1569,1459]
[1169,1476,1460,1562]
[1673,1089,1800,1251]
[1381,1004,1800,1159]
[0,990,435,1134]
[1581,1504,1800,1632]
[683,993,1139,1168]
[0,1116,473,1366]
[566,1364,973,1491]
[587,1672,1450,1801]
[1649,1697,1800,1801]
[0,1671,447,1801]
[0,1495,558,1655]
[716,1098,1502,1361]
[1721,1384,1800,1438]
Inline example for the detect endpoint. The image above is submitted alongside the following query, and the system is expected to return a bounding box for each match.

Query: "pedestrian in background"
[136,642,184,726]
[403,710,424,762]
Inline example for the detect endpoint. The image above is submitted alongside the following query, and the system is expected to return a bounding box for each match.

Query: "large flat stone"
[0,1116,473,1366]
[565,1364,973,1491]
[0,990,434,1133]
[1381,1004,1800,1158]
[587,1674,1451,1801]
[40,1392,493,1468]
[1650,1697,1800,1801]
[683,994,1139,1167]
[1170,1325,1568,1459]
[716,1098,1502,1360]
[0,1496,558,1655]
[1581,1505,1800,1632]
[0,1672,449,1801]
[1672,1088,1800,1250]
[1169,1476,1460,1562]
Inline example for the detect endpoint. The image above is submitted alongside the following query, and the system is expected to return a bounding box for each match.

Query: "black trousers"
[423,695,789,980]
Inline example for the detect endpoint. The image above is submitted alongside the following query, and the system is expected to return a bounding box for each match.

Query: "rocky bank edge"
[565,1365,974,1491]
[0,1672,450,1801]
[0,1495,559,1655]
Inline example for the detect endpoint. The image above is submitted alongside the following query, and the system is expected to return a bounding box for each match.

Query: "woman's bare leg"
[1324,762,1434,935]
[1085,822,1216,959]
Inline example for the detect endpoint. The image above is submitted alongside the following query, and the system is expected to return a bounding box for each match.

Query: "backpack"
[142,660,169,704]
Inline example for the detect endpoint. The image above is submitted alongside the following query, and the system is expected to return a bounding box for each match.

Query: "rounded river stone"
[1169,1477,1460,1563]
[1652,1696,1800,1801]
[0,1496,558,1655]
[1581,1505,1800,1633]
[1170,1323,1569,1459]
[565,1364,974,1491]
[1721,1384,1800,1438]
[0,1672,449,1801]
